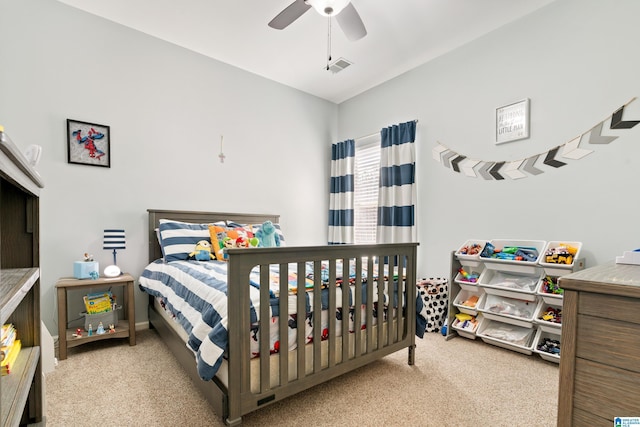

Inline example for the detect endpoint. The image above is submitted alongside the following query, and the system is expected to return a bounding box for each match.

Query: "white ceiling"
[56,0,556,104]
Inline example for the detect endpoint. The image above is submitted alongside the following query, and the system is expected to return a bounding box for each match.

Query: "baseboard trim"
[135,321,150,331]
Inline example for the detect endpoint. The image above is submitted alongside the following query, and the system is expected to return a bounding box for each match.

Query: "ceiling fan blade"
[268,0,312,30]
[335,2,367,41]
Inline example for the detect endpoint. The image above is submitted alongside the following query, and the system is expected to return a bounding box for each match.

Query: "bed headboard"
[147,209,280,263]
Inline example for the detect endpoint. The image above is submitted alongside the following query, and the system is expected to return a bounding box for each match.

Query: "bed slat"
[278,262,289,388]
[328,259,337,368]
[259,265,270,392]
[312,261,322,374]
[296,262,306,380]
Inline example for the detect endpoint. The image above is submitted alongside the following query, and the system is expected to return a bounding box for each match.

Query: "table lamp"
[103,229,125,277]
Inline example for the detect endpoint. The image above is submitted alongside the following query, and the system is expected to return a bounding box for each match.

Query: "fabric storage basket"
[417,277,448,333]
[82,308,119,331]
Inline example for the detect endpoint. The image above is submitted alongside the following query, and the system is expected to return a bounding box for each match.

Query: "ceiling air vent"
[326,57,352,74]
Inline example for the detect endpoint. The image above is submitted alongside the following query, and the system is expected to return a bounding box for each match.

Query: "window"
[354,136,380,244]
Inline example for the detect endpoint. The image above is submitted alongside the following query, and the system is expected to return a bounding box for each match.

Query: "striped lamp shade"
[104,229,125,267]
[103,229,126,250]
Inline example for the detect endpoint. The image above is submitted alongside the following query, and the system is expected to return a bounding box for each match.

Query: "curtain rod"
[354,119,419,142]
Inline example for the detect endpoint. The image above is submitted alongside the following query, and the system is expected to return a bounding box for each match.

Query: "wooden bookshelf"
[0,130,44,426]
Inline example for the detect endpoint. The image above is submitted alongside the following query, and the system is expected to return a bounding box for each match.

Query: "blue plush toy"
[256,221,280,247]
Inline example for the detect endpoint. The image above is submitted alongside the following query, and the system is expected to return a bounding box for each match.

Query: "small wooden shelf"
[56,274,136,360]
[64,320,131,349]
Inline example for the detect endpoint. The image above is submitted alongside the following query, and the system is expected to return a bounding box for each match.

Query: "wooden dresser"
[557,262,640,426]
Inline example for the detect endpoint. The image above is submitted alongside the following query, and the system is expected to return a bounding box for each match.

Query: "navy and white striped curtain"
[377,121,417,243]
[328,139,355,244]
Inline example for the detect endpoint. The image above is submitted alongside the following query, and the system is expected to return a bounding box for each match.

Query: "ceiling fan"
[268,0,367,41]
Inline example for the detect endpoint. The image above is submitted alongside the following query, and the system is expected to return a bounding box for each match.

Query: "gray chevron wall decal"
[520,155,543,176]
[477,162,494,180]
[441,150,457,168]
[588,122,618,144]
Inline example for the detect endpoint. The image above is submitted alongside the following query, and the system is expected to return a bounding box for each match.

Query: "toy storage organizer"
[445,239,584,362]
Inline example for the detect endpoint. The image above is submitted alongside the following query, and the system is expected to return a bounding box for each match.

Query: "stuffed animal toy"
[222,237,237,260]
[256,221,280,247]
[189,240,215,261]
[236,236,249,248]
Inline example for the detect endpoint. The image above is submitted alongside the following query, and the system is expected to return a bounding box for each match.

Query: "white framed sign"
[496,98,530,144]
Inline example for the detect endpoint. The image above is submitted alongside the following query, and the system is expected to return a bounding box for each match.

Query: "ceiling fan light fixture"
[306,0,350,17]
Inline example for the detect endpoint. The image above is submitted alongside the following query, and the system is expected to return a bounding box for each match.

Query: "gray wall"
[339,0,640,279]
[3,0,640,336]
[0,0,337,334]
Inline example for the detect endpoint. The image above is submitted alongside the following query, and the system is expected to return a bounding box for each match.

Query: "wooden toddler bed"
[141,209,419,425]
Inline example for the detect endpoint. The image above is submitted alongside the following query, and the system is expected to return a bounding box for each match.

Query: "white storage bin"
[451,313,482,340]
[455,239,488,268]
[480,239,546,274]
[477,269,541,302]
[536,275,564,305]
[534,301,562,329]
[533,327,561,363]
[476,319,536,355]
[454,265,483,292]
[539,241,582,273]
[453,289,485,315]
[478,293,541,328]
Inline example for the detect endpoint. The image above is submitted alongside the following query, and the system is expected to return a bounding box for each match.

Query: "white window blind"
[354,136,380,244]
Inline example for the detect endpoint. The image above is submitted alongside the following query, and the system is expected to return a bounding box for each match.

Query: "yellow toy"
[455,313,473,322]
[189,240,215,261]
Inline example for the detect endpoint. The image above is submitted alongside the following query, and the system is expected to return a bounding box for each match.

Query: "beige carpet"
[46,329,558,426]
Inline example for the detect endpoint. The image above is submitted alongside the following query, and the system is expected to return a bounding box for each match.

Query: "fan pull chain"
[326,17,332,70]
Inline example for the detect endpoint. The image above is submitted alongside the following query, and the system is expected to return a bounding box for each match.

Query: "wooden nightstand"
[56,273,136,360]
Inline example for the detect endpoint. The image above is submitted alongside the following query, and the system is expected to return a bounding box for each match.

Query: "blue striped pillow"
[158,219,224,262]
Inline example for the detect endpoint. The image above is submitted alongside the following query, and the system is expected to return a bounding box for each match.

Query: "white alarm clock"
[103,265,121,277]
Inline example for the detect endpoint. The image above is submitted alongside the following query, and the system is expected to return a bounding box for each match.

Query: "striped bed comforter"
[139,259,425,381]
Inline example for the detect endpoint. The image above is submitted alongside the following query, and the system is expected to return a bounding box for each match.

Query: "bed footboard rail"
[225,243,418,424]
